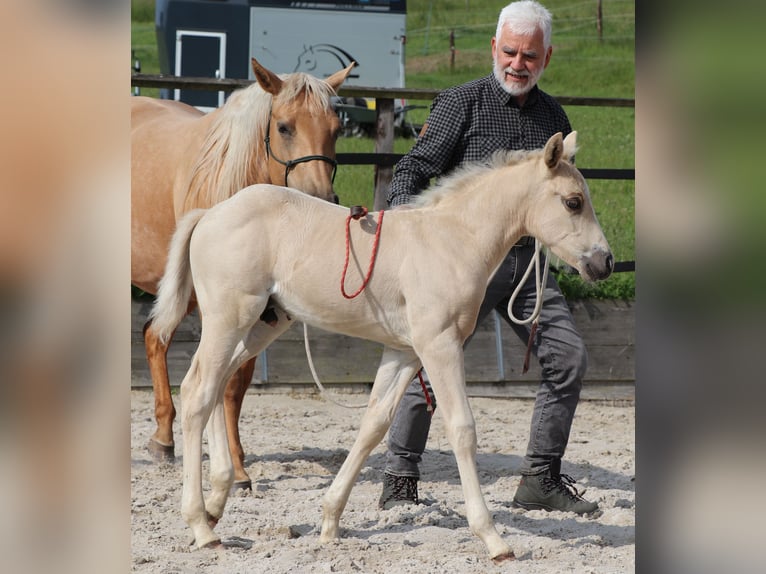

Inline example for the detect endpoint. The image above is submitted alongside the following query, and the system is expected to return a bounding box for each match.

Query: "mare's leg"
[320,347,420,542]
[418,331,513,561]
[143,319,176,458]
[224,310,294,490]
[224,358,256,490]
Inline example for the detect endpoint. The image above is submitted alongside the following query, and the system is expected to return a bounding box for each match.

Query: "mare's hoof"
[146,438,175,461]
[492,551,516,563]
[200,539,223,550]
[230,479,252,493]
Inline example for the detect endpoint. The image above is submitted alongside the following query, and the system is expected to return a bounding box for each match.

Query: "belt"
[514,235,535,247]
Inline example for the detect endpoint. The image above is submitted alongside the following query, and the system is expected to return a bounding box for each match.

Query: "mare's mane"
[412,147,542,208]
[184,72,338,210]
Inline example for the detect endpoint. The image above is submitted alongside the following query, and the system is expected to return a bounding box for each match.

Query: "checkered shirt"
[387,74,572,207]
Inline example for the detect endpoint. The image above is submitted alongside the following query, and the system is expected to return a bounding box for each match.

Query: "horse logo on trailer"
[294,44,360,80]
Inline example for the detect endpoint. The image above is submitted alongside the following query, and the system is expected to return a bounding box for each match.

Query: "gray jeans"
[384,244,587,478]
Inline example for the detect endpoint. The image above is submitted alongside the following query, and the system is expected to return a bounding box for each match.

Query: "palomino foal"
[150,132,613,560]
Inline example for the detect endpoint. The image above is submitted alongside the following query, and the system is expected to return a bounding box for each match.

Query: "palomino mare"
[149,132,613,560]
[131,57,353,489]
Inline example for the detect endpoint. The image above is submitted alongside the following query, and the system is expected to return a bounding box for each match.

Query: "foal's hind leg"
[181,325,253,549]
[224,358,256,491]
[321,347,420,542]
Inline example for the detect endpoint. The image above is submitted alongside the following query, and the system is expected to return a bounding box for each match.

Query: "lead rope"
[302,205,382,408]
[507,238,550,373]
[302,206,432,410]
[303,322,368,409]
[340,206,384,299]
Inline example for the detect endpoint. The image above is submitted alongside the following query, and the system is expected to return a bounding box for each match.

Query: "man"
[380,0,599,515]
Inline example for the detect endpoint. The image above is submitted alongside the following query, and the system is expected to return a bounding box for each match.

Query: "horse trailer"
[155,0,407,110]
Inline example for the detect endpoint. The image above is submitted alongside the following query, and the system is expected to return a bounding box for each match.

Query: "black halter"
[264,113,338,187]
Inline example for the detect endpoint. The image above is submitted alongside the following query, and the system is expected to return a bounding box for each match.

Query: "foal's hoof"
[146,438,175,461]
[492,551,516,563]
[230,479,253,493]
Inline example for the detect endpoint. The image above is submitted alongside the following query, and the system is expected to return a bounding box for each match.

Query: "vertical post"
[373,97,394,211]
[450,29,456,72]
[597,0,603,41]
[493,310,505,380]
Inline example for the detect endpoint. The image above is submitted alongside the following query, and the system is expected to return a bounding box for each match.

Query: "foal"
[150,131,613,560]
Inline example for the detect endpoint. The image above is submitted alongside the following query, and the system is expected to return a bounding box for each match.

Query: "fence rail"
[130,74,636,108]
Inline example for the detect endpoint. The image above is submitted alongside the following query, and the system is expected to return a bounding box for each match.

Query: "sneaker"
[378,473,419,509]
[512,459,599,515]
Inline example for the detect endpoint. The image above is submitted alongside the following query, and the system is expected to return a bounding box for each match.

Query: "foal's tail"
[149,209,207,345]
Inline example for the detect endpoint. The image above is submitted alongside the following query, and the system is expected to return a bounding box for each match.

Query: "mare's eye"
[565,196,582,211]
[277,123,292,136]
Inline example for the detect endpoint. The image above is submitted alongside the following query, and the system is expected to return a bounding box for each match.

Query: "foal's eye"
[564,196,582,211]
[277,123,292,136]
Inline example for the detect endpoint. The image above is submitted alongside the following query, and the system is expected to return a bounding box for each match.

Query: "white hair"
[495,1,553,50]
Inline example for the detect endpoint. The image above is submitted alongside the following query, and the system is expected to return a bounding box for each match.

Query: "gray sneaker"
[378,473,419,510]
[512,459,599,515]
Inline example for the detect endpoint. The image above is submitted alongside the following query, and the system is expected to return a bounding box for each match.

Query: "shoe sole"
[512,499,601,517]
[380,499,418,511]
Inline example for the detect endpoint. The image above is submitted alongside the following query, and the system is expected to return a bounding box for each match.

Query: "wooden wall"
[132,298,634,402]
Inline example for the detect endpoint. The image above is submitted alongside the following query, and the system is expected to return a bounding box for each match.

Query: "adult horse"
[150,132,613,560]
[131,57,353,489]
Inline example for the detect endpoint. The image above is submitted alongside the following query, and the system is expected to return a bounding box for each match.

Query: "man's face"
[491,25,552,97]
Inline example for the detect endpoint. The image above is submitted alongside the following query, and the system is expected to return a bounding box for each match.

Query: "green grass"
[131,0,634,299]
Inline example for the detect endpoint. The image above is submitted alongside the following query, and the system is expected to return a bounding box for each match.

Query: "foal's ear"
[251,57,284,96]
[325,61,356,92]
[543,132,564,168]
[562,131,578,162]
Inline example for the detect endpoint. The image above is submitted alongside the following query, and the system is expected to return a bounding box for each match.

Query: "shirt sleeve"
[387,90,467,207]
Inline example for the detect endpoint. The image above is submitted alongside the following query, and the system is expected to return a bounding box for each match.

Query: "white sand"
[131,389,634,573]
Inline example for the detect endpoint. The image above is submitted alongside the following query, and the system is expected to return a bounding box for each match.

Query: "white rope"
[303,322,368,409]
[507,238,550,326]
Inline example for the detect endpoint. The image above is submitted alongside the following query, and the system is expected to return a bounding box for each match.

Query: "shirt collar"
[489,73,541,108]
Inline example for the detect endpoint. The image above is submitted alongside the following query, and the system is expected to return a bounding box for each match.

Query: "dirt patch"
[131,390,634,573]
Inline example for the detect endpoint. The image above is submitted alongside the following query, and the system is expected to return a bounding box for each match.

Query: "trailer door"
[174,30,227,111]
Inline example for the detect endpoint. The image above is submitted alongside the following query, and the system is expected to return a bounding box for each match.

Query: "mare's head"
[525,132,613,281]
[253,57,353,204]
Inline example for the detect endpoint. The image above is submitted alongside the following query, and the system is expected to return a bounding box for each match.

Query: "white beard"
[493,60,544,96]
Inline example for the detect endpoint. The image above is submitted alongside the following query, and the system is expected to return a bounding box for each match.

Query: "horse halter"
[264,112,338,188]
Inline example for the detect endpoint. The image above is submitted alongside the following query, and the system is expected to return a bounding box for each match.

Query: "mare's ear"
[562,131,578,162]
[543,132,564,168]
[325,61,356,92]
[251,57,283,96]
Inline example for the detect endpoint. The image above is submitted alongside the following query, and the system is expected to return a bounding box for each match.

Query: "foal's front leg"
[419,336,514,561]
[320,347,420,542]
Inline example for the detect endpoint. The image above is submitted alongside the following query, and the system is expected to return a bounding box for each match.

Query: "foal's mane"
[412,147,542,208]
[183,73,337,210]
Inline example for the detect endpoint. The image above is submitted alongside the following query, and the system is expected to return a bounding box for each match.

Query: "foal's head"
[253,57,353,204]
[526,132,614,281]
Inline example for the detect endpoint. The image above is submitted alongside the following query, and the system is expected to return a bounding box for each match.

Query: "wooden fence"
[130,74,635,401]
[130,74,635,209]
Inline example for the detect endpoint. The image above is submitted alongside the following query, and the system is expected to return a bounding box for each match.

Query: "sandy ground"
[131,389,634,573]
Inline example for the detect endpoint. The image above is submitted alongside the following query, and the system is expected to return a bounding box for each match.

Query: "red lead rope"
[341,206,432,413]
[341,206,385,299]
[417,369,434,415]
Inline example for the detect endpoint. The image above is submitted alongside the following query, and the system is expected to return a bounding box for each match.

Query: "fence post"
[450,29,456,72]
[373,97,395,211]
